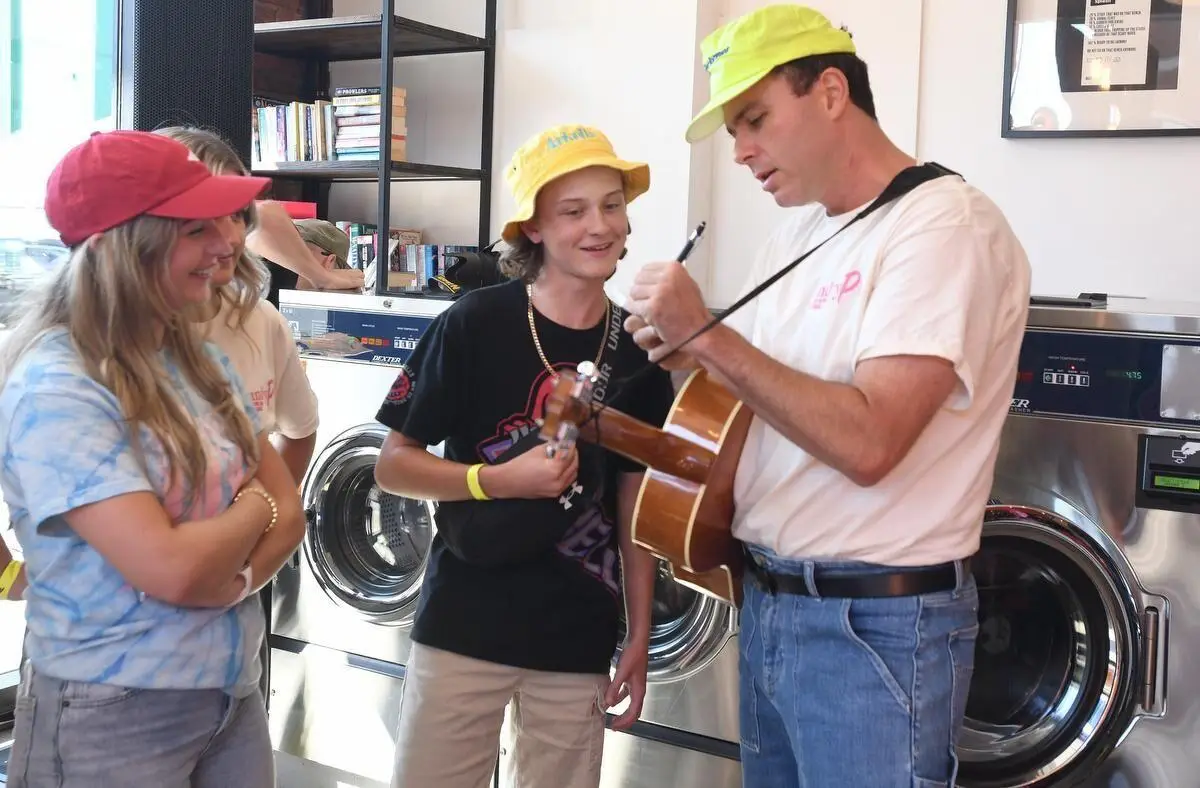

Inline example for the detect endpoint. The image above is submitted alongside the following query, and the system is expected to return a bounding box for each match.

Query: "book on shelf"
[333,223,421,270]
[382,240,480,293]
[332,86,408,163]
[252,85,409,166]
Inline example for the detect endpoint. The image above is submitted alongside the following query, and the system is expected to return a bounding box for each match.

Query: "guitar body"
[629,369,752,606]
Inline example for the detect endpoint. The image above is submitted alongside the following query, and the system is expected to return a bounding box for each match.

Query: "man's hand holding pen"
[624,222,712,368]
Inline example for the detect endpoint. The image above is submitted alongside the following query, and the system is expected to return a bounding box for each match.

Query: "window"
[0,0,118,687]
[0,0,118,247]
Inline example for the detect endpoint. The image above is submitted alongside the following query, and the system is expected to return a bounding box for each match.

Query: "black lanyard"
[594,162,961,420]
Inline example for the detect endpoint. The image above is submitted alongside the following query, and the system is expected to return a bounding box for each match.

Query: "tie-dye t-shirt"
[0,328,265,697]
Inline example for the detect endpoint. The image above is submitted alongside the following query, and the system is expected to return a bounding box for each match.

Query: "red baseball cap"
[44,130,271,246]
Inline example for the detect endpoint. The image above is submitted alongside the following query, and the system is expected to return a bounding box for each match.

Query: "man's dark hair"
[772,53,877,121]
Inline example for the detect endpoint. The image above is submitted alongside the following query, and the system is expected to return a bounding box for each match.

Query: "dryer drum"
[302,428,435,624]
[955,510,1148,788]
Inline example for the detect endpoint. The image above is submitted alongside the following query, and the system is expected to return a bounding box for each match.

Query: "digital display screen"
[1153,474,1200,491]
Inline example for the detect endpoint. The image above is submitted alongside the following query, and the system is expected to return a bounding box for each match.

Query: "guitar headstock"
[540,362,599,457]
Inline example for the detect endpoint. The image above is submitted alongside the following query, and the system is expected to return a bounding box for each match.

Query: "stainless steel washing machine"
[957,296,1200,787]
[597,560,742,787]
[267,291,451,786]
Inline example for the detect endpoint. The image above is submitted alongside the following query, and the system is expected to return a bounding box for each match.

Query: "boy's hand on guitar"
[623,313,699,371]
[482,444,579,500]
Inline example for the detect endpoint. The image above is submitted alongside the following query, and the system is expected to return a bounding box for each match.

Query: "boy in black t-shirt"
[374,124,675,788]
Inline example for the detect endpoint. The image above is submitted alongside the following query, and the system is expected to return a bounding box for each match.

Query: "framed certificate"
[1001,0,1200,137]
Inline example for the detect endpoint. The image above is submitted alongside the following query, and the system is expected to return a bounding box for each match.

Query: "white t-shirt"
[202,300,319,440]
[725,174,1031,566]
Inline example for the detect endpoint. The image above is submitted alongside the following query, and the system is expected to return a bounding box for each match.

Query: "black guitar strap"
[590,161,962,420]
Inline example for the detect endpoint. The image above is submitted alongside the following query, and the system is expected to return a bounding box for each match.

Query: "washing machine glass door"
[614,558,736,683]
[303,424,434,625]
[958,504,1151,788]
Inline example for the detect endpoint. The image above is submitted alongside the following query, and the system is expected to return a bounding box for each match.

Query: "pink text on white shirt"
[810,270,862,309]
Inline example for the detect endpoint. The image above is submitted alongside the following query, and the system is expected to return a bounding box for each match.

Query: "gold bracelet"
[466,464,490,501]
[235,487,279,533]
[0,559,22,601]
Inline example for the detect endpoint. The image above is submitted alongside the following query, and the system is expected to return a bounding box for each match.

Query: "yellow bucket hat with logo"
[685,4,856,143]
[501,124,650,244]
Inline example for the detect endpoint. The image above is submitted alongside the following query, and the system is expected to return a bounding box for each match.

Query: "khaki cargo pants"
[390,642,608,788]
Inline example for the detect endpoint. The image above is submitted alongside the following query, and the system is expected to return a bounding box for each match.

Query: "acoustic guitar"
[541,362,753,606]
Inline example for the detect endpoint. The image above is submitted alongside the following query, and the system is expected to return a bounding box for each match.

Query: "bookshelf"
[251,0,496,297]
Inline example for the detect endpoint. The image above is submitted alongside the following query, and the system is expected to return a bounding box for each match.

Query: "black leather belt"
[744,549,970,599]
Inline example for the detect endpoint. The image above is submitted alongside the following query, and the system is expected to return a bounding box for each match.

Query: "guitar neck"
[577,405,713,485]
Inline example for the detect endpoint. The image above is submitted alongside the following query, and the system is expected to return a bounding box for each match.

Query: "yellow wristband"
[0,559,23,601]
[466,464,490,501]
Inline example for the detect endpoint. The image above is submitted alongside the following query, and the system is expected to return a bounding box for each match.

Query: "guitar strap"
[590,161,963,421]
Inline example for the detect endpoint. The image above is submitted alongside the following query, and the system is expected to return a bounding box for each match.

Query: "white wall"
[489,0,701,304]
[700,0,1200,305]
[327,0,704,305]
[918,0,1200,300]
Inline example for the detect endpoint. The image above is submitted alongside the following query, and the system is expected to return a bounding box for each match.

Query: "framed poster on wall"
[1001,0,1200,137]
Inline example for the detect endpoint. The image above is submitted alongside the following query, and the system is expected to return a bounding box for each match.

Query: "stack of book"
[332,86,407,162]
[252,96,335,165]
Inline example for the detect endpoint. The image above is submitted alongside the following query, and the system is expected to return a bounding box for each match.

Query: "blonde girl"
[1,130,304,788]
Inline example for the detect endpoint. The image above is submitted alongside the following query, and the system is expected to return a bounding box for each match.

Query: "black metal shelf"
[252,0,496,297]
[254,15,487,61]
[252,160,485,183]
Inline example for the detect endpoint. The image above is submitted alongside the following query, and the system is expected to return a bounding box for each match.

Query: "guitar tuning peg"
[576,361,598,381]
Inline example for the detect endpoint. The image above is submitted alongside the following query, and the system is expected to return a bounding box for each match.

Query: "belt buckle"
[747,550,778,594]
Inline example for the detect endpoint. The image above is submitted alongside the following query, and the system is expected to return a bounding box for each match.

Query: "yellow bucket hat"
[501,124,650,244]
[685,4,856,143]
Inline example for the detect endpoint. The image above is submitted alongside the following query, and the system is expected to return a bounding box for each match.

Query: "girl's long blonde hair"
[154,126,269,332]
[0,216,260,497]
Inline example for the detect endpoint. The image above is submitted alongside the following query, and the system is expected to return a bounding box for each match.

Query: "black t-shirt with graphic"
[376,278,675,674]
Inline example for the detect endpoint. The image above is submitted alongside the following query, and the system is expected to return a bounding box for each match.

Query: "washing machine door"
[957,503,1165,787]
[301,424,435,625]
[614,558,737,683]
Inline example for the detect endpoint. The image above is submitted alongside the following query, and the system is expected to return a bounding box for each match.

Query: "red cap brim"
[148,173,271,221]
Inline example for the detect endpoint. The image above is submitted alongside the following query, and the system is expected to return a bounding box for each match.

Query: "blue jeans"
[8,661,274,788]
[738,547,979,788]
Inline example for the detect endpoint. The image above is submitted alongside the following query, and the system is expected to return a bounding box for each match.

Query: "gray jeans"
[8,662,274,788]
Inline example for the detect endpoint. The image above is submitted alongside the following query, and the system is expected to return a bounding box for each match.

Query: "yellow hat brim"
[684,66,775,143]
[501,155,650,244]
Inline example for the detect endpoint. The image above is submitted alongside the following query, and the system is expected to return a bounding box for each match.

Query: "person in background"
[249,200,365,306]
[1,130,305,788]
[625,5,1031,787]
[155,126,321,486]
[373,123,676,788]
[291,218,362,292]
[155,125,323,723]
[0,536,26,601]
[249,201,362,305]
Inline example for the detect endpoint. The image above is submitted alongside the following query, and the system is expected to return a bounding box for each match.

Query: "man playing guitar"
[624,5,1032,787]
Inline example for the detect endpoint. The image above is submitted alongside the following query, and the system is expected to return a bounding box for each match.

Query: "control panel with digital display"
[279,303,435,366]
[1137,434,1200,513]
[1011,329,1200,427]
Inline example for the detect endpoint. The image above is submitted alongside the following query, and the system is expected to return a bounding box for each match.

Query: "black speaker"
[118,0,254,164]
